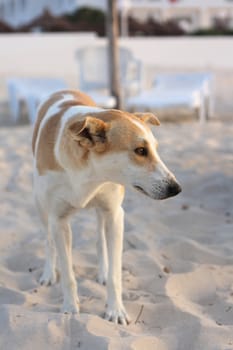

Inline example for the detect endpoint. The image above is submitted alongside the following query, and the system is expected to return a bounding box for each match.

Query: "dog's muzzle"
[133,179,182,200]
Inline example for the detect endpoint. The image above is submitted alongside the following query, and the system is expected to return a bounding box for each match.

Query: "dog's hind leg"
[96,208,108,285]
[35,198,58,286]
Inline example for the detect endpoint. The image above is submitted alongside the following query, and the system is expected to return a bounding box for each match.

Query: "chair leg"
[7,83,21,122]
[207,95,214,120]
[26,96,38,124]
[198,96,206,124]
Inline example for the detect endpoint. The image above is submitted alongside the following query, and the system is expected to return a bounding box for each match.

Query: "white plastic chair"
[126,72,214,123]
[7,78,68,123]
[75,46,143,108]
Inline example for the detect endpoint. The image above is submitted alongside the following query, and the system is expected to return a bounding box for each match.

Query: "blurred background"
[0,0,233,124]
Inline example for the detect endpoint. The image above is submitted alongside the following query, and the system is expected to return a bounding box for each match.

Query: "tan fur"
[65,109,158,170]
[58,116,109,170]
[36,111,64,175]
[74,109,142,152]
[96,110,158,170]
[32,91,64,155]
[67,90,97,107]
[33,90,96,175]
[134,112,160,126]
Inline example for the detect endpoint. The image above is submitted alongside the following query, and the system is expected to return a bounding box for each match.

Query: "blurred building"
[121,0,233,33]
[0,0,233,32]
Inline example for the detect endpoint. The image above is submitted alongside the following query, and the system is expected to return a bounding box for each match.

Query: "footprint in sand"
[166,266,233,326]
[5,251,42,274]
[0,286,25,305]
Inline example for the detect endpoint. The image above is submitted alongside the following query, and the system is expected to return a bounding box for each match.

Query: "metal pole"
[107,0,122,109]
[121,8,128,37]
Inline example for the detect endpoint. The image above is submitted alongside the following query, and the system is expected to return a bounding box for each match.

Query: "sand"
[0,121,233,350]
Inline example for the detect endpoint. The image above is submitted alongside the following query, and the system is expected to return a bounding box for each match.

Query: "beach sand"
[0,121,233,350]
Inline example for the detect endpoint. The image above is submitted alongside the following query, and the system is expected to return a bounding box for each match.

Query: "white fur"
[33,92,181,325]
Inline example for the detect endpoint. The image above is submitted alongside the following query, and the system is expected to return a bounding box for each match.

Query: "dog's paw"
[39,268,58,286]
[62,300,80,315]
[104,305,130,325]
[96,273,107,286]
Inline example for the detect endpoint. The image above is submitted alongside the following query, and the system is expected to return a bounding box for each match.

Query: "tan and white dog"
[32,90,181,325]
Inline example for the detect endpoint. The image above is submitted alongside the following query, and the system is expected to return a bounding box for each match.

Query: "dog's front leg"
[96,208,108,285]
[49,215,79,314]
[104,206,130,325]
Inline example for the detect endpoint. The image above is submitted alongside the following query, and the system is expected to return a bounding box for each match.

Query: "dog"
[32,89,181,325]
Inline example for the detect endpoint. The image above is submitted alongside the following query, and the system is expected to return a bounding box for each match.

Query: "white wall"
[0,33,96,88]
[0,34,232,77]
[119,37,233,70]
[0,33,232,117]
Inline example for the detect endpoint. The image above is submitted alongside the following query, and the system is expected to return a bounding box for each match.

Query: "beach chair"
[7,78,68,123]
[126,72,214,123]
[75,45,143,108]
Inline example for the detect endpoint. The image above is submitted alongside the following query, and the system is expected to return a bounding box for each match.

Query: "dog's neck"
[65,168,110,208]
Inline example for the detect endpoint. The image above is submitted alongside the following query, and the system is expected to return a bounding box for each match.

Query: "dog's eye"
[134,147,148,157]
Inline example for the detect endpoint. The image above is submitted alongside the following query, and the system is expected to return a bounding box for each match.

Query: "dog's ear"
[69,116,108,152]
[134,112,160,126]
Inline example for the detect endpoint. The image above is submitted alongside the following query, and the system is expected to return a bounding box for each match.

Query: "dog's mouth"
[133,185,149,196]
[133,184,165,200]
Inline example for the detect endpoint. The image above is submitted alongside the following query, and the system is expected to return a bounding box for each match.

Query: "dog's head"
[67,109,181,200]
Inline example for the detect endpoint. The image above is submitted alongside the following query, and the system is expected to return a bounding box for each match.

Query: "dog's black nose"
[166,181,182,197]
